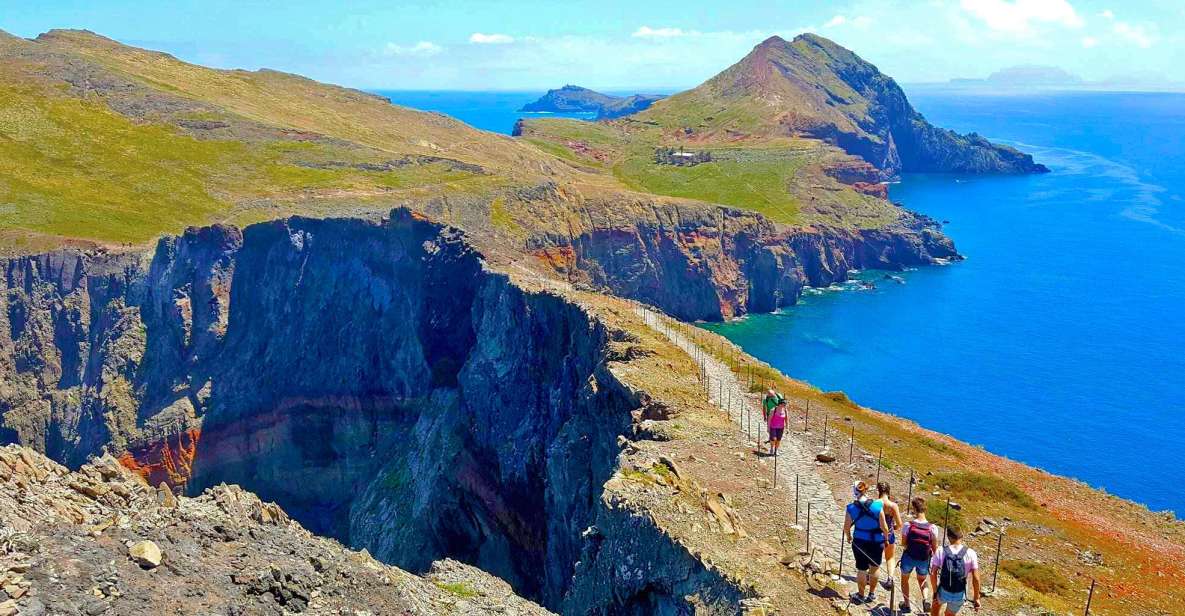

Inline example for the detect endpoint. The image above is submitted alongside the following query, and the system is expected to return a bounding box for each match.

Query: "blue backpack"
[849,499,884,542]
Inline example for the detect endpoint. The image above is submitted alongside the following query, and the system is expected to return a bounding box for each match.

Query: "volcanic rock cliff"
[0,210,747,613]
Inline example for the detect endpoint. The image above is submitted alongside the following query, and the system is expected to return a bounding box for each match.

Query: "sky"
[1,0,1182,90]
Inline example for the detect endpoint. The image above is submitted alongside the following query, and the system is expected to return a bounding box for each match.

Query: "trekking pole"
[837,526,846,578]
[1084,578,1096,615]
[773,448,779,484]
[889,572,897,615]
[992,530,1004,593]
[875,447,883,484]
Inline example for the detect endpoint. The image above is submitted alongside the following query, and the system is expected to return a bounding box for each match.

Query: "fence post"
[804,399,810,431]
[1084,578,1096,615]
[795,474,800,524]
[942,499,952,546]
[875,447,883,484]
[837,524,846,579]
[907,470,914,504]
[992,530,1004,593]
[806,502,812,552]
[773,452,779,485]
[822,417,828,448]
[849,426,855,463]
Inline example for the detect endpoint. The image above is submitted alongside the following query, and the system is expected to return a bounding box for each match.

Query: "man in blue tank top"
[844,480,891,605]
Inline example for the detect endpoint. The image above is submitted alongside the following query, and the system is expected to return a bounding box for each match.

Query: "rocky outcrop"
[520,85,664,120]
[0,444,555,614]
[0,210,746,613]
[531,203,957,321]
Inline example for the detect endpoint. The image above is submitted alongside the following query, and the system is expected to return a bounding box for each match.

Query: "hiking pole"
[837,525,846,578]
[992,530,1004,594]
[773,449,779,485]
[875,447,883,484]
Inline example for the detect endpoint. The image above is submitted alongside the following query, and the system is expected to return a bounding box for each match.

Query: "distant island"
[519,85,664,119]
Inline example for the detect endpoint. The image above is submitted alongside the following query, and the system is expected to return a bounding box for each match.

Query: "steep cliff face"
[537,204,957,321]
[0,210,741,613]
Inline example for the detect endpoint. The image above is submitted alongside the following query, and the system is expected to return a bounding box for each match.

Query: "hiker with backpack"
[877,481,903,581]
[929,525,981,615]
[760,389,784,453]
[767,400,788,456]
[843,480,891,605]
[900,496,940,613]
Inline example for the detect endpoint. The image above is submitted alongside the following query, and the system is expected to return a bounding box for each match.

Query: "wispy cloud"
[1112,21,1155,48]
[1098,9,1114,20]
[1081,35,1098,48]
[632,26,691,39]
[825,15,848,28]
[959,0,1083,34]
[383,41,442,57]
[469,32,514,44]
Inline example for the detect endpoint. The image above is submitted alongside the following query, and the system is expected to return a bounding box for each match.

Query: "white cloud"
[1113,22,1155,48]
[469,33,515,44]
[1081,35,1098,47]
[383,41,442,57]
[632,26,690,39]
[960,0,1084,34]
[824,14,873,29]
[825,15,848,28]
[1098,9,1114,20]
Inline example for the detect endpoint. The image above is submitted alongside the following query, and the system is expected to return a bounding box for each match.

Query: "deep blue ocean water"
[378,88,1185,514]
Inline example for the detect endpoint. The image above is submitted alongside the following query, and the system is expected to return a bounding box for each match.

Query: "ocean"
[377,88,1185,515]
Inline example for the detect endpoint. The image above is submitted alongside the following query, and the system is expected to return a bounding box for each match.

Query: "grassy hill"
[0,29,567,252]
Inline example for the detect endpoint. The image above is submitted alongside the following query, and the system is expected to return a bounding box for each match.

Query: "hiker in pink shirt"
[767,400,788,455]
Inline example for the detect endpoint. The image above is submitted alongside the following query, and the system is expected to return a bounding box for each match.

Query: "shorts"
[769,427,785,440]
[899,554,930,575]
[852,538,884,571]
[888,532,896,545]
[937,588,967,613]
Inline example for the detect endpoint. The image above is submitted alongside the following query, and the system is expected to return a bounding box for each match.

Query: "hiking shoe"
[848,593,864,605]
[899,601,911,613]
[922,600,932,613]
[865,591,876,604]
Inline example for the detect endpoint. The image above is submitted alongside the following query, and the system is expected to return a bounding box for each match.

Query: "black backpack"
[939,545,968,593]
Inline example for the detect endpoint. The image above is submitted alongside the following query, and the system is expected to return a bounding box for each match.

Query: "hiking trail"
[636,307,846,565]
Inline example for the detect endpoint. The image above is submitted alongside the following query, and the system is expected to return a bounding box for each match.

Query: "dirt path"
[636,307,847,564]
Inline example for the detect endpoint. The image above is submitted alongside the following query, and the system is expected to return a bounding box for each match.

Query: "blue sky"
[2,0,1181,90]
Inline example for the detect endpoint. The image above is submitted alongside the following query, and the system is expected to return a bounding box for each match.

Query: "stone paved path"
[635,307,847,564]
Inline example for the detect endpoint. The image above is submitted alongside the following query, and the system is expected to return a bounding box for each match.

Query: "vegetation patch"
[931,472,1036,510]
[1001,560,1070,595]
[433,581,480,598]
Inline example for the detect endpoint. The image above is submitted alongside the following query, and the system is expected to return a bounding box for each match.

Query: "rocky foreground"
[0,444,553,615]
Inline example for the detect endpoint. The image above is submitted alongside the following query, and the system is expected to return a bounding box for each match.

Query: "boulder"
[128,540,163,569]
[816,452,836,463]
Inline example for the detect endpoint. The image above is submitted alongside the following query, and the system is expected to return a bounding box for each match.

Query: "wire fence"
[632,303,1113,616]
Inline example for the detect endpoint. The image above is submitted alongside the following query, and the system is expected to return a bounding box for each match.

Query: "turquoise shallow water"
[378,88,1185,515]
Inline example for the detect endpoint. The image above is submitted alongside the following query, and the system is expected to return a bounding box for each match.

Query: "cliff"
[520,85,664,119]
[628,33,1049,176]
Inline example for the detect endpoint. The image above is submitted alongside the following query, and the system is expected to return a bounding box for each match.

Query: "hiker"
[877,481,903,586]
[767,400,788,455]
[843,480,891,605]
[929,525,981,615]
[899,496,940,614]
[760,389,783,452]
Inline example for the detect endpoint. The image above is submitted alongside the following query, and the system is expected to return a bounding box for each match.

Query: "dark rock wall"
[0,210,740,612]
[550,204,957,321]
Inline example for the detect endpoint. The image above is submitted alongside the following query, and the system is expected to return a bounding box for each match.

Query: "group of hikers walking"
[760,390,982,614]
